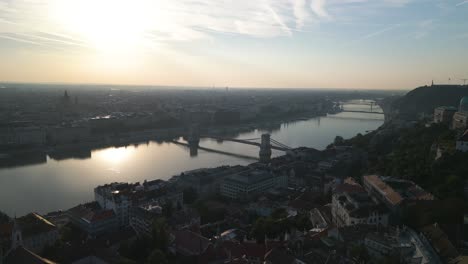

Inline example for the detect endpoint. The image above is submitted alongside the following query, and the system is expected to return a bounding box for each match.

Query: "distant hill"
[390,85,468,119]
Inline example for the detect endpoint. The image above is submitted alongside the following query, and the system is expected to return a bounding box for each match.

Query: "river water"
[0,100,384,216]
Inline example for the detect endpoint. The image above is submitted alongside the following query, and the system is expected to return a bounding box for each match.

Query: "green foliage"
[350,245,370,264]
[334,136,345,146]
[119,218,170,263]
[194,200,226,224]
[250,213,312,243]
[401,198,464,228]
[119,237,152,263]
[183,187,198,205]
[151,218,170,250]
[146,249,168,264]
[0,210,10,224]
[162,200,173,218]
[361,123,467,200]
[271,208,287,219]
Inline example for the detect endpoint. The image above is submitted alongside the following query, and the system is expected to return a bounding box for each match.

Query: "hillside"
[390,84,468,119]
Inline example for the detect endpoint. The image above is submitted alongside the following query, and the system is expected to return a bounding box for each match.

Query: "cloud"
[414,19,433,39]
[456,0,468,6]
[0,0,416,51]
[311,0,329,18]
[345,23,401,46]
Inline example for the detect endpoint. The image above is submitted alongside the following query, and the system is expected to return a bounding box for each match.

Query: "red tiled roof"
[334,183,366,194]
[364,175,403,206]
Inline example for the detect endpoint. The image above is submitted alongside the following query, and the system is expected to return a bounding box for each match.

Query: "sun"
[51,0,155,53]
[95,147,135,164]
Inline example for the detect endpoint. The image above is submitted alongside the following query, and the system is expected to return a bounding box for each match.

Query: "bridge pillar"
[187,125,200,148]
[259,134,272,163]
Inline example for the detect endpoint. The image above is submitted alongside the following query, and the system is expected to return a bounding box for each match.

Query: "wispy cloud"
[0,0,416,51]
[311,0,330,18]
[414,19,433,39]
[456,0,468,6]
[345,23,401,46]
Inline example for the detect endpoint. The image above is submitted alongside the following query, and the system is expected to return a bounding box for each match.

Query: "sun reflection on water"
[94,147,135,164]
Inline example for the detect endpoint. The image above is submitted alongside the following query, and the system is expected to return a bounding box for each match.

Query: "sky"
[0,0,467,89]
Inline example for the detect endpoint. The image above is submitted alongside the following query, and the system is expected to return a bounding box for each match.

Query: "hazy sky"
[0,0,467,89]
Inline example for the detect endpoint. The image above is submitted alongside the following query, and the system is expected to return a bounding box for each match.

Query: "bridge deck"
[341,110,384,114]
[203,136,289,151]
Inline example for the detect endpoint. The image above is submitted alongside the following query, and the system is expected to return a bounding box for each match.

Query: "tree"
[162,200,173,218]
[350,245,370,264]
[271,208,287,219]
[151,218,170,251]
[334,136,345,146]
[183,187,198,204]
[0,210,10,224]
[146,249,168,264]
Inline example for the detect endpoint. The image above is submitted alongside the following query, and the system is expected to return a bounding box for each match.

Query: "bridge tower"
[187,125,200,148]
[259,134,272,163]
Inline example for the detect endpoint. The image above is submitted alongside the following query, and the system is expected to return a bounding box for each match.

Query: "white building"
[95,181,183,228]
[221,169,287,200]
[331,183,389,227]
[94,183,132,227]
[456,130,468,152]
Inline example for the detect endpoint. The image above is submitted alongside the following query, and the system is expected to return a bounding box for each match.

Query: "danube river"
[0,101,384,216]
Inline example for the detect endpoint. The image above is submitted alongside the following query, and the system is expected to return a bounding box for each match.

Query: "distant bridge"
[203,135,291,151]
[339,100,384,115]
[340,110,384,114]
[184,126,292,163]
[171,140,258,160]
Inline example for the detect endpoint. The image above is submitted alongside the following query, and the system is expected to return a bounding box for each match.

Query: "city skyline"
[0,0,468,89]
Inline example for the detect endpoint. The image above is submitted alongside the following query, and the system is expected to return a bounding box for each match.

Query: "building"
[177,166,247,197]
[0,122,46,147]
[94,183,132,227]
[331,183,389,227]
[12,213,59,254]
[94,181,183,228]
[364,226,443,264]
[456,130,468,152]
[46,125,90,145]
[129,202,162,237]
[221,169,287,200]
[363,175,434,212]
[452,97,468,130]
[434,106,457,124]
[67,202,118,237]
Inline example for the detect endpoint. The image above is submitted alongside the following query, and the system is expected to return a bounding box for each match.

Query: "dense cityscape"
[0,83,468,264]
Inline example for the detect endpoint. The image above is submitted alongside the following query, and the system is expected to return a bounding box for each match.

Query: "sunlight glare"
[96,147,134,164]
[52,0,156,53]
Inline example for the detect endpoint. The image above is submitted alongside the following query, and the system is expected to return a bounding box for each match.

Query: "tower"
[187,125,200,148]
[259,134,272,163]
[11,219,22,249]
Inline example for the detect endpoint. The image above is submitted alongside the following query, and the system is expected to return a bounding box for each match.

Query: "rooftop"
[5,246,57,264]
[225,169,273,185]
[364,175,434,206]
[67,202,116,224]
[16,213,57,238]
